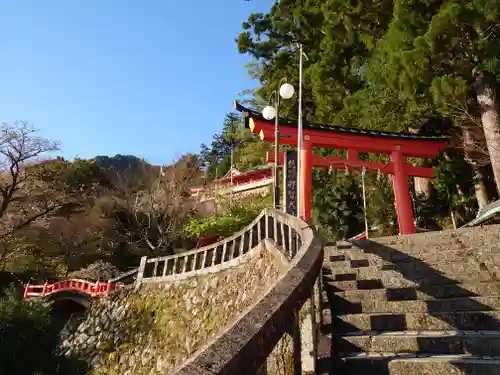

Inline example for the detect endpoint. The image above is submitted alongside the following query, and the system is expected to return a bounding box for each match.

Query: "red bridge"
[23,278,122,299]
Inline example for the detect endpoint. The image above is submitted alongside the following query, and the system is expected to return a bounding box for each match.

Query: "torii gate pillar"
[391,150,416,234]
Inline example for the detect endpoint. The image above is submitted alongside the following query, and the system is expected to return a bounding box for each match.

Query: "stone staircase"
[317,228,500,375]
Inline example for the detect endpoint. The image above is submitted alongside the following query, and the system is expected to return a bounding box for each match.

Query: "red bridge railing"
[23,278,122,299]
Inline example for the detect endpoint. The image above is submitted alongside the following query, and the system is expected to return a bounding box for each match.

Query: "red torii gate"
[234,101,448,235]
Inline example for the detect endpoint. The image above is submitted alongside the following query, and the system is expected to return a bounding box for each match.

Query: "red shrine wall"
[190,168,273,215]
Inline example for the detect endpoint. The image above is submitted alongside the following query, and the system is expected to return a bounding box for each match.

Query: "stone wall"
[60,243,288,375]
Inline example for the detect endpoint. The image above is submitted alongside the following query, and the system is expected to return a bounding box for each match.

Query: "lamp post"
[296,43,304,219]
[262,80,295,209]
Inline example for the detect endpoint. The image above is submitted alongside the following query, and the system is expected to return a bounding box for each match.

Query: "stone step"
[334,353,500,375]
[324,280,360,292]
[334,241,354,250]
[323,277,480,292]
[324,250,500,280]
[325,241,469,255]
[328,296,500,315]
[329,282,500,303]
[323,268,494,289]
[367,229,473,249]
[328,264,493,282]
[326,279,406,292]
[326,253,494,279]
[325,247,472,265]
[322,310,500,333]
[329,330,500,356]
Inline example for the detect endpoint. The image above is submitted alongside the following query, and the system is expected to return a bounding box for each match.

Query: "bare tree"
[48,212,106,277]
[112,155,201,254]
[0,122,60,238]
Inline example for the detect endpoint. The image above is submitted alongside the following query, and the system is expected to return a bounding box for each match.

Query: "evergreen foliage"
[236,0,500,237]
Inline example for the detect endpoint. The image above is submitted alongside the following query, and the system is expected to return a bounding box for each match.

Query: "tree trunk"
[472,166,489,209]
[408,129,434,203]
[414,175,433,202]
[477,80,500,194]
[462,123,490,208]
[450,205,457,229]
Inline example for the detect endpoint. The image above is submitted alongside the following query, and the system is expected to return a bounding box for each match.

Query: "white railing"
[135,208,302,286]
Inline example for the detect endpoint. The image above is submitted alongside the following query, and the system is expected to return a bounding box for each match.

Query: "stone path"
[317,239,500,375]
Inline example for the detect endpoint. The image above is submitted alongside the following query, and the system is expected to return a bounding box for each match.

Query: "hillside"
[0,149,203,282]
[94,154,146,171]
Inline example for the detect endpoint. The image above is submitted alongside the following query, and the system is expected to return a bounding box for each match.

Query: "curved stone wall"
[60,209,324,375]
[175,210,324,375]
[60,241,290,374]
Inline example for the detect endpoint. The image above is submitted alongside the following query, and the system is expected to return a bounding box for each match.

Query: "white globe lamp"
[262,105,277,120]
[279,83,295,100]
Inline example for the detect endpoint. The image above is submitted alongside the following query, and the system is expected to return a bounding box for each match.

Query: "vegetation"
[236,0,500,239]
[199,112,272,179]
[0,1,496,280]
[0,119,270,374]
[184,195,272,239]
[2,0,500,372]
[0,128,207,279]
[0,284,89,374]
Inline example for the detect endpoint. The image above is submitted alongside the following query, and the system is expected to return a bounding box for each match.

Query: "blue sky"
[0,0,273,165]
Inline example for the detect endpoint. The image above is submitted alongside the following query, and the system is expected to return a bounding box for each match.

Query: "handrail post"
[95,280,100,297]
[135,256,147,290]
[291,307,302,374]
[42,282,48,297]
[23,281,30,299]
[311,281,320,372]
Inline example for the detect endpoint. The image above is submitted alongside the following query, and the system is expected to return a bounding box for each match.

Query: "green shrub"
[0,287,54,373]
[0,285,89,375]
[184,197,269,239]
